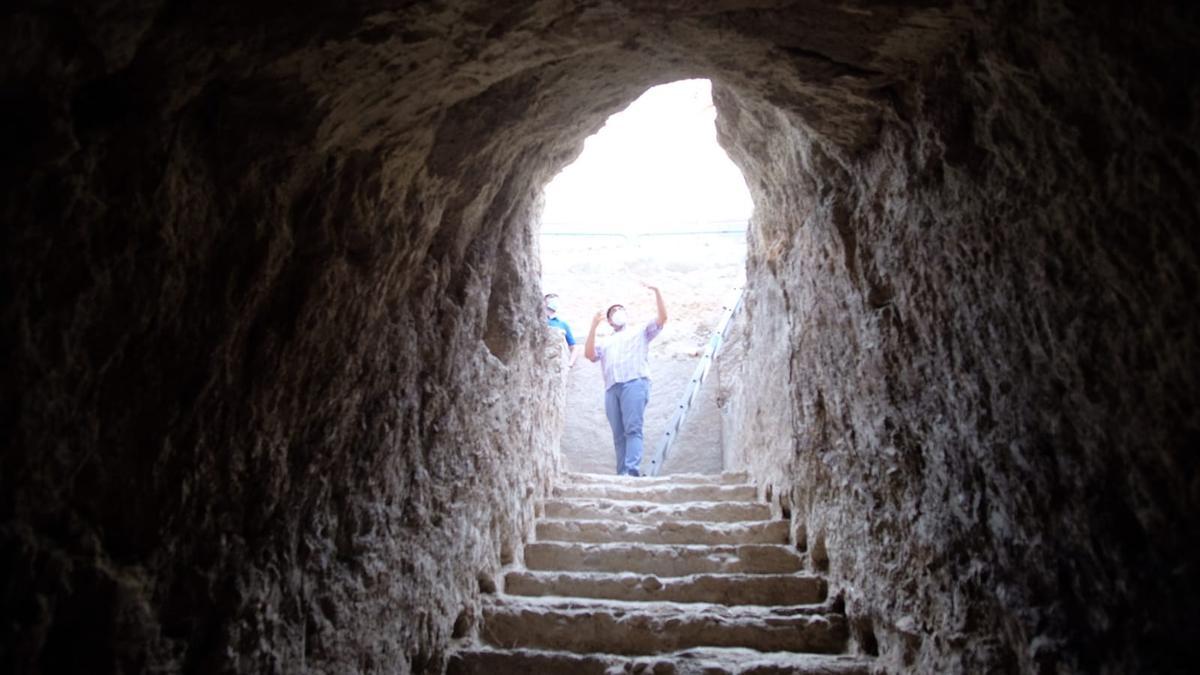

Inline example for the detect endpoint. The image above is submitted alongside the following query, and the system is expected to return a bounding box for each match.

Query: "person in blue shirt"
[545,293,580,367]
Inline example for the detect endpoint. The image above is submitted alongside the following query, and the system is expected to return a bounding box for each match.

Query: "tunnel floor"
[446,471,868,674]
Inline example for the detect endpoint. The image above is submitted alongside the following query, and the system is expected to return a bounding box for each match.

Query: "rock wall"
[2,3,582,672]
[718,3,1200,673]
[3,1,1197,673]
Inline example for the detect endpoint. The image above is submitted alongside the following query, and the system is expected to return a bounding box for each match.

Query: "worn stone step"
[524,542,805,576]
[543,497,772,524]
[447,646,872,675]
[504,570,826,605]
[563,471,751,486]
[480,596,848,655]
[555,483,758,503]
[536,518,789,545]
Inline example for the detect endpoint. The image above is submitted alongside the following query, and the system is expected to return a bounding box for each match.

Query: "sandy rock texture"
[524,541,806,576]
[3,1,1197,674]
[448,647,872,675]
[459,469,863,672]
[3,2,579,672]
[717,4,1200,673]
[503,569,825,605]
[479,595,848,655]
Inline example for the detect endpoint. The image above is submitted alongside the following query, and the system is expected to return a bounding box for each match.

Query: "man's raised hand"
[644,281,668,327]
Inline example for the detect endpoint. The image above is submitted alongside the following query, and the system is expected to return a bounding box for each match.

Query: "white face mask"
[546,297,559,312]
[609,309,627,328]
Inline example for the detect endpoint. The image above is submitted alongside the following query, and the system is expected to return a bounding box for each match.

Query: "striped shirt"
[595,319,663,390]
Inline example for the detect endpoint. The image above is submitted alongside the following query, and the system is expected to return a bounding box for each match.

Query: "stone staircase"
[447,472,873,674]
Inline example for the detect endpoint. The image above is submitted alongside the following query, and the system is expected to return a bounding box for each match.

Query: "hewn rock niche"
[2,2,1197,674]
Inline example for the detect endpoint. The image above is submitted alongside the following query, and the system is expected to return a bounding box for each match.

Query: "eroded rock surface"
[717,4,1200,673]
[3,1,1197,673]
[524,541,807,577]
[452,471,862,673]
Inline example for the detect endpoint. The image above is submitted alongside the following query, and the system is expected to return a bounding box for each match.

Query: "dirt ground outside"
[541,231,746,476]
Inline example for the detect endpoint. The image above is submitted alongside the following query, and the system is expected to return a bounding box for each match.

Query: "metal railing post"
[645,288,744,476]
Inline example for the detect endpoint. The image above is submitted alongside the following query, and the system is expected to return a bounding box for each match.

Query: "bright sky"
[541,79,754,233]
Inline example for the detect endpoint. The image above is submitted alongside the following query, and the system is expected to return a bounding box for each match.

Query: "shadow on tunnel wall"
[2,1,1198,673]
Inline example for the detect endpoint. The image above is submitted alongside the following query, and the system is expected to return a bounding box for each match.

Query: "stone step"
[504,570,826,605]
[447,646,873,675]
[543,497,772,524]
[480,596,848,655]
[524,542,805,576]
[555,483,758,503]
[562,471,751,486]
[536,518,789,545]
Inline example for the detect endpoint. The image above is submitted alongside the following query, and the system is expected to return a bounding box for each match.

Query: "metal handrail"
[645,288,744,476]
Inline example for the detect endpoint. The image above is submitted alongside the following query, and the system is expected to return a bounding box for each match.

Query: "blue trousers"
[604,377,650,476]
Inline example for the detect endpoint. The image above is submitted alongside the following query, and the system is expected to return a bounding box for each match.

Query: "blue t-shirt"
[547,316,576,346]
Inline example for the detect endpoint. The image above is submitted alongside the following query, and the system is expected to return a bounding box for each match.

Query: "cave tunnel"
[3,2,1199,673]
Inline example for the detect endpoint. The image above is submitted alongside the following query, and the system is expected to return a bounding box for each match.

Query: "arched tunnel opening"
[540,77,753,477]
[3,2,1198,674]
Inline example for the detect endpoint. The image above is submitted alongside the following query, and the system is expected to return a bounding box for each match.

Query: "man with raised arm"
[584,282,668,476]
